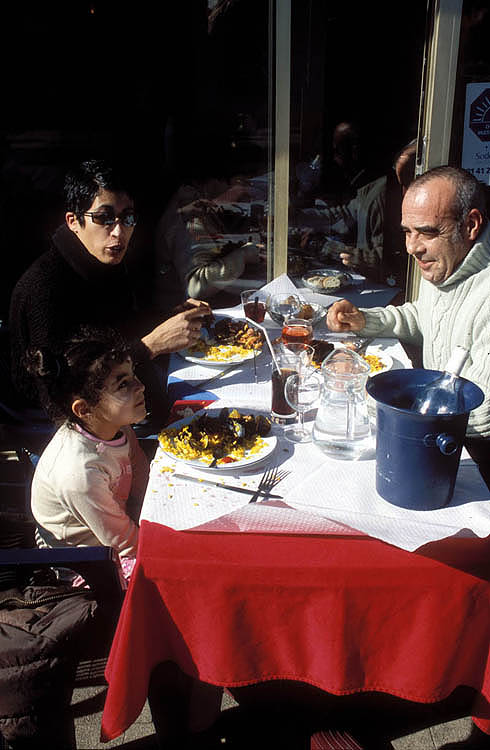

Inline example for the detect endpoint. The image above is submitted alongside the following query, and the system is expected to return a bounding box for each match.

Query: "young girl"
[28,326,149,575]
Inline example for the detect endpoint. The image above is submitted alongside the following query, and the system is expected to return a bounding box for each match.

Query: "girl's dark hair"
[64,159,134,225]
[26,326,131,426]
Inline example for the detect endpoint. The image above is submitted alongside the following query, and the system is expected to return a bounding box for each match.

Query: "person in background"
[297,141,417,287]
[153,175,264,308]
[29,326,149,582]
[9,159,211,430]
[327,165,490,483]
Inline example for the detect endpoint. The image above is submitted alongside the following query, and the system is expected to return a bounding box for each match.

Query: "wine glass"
[281,317,313,345]
[266,293,302,325]
[283,346,320,442]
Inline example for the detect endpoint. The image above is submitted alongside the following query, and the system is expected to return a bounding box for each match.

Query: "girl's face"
[81,358,147,440]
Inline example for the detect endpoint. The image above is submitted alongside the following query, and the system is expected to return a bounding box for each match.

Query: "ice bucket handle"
[423,433,459,455]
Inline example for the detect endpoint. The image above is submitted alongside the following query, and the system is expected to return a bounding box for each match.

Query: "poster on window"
[462,82,490,184]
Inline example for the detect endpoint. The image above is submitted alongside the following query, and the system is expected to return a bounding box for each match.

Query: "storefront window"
[450,1,490,179]
[1,1,462,317]
[286,0,428,301]
[153,0,274,310]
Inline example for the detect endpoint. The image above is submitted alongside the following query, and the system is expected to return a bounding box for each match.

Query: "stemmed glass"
[267,293,302,325]
[241,289,268,383]
[283,345,320,443]
[282,317,313,345]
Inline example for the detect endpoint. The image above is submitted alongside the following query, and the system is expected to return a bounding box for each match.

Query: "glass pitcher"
[312,348,374,460]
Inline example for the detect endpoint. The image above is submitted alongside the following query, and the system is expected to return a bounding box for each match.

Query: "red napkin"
[165,399,215,425]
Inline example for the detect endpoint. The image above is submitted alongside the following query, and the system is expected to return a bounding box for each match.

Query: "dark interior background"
[0,0,430,319]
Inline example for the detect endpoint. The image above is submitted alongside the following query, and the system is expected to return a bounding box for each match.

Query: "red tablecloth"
[101,520,490,741]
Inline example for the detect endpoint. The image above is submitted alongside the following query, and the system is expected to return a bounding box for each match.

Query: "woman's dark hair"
[26,326,131,426]
[64,159,134,225]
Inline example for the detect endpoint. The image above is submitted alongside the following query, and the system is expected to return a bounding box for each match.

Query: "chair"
[0,512,125,749]
[0,325,54,457]
[0,447,36,515]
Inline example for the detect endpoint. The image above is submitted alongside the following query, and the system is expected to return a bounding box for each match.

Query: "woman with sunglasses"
[9,159,211,433]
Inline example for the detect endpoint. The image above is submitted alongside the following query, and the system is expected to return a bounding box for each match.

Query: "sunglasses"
[83,210,138,227]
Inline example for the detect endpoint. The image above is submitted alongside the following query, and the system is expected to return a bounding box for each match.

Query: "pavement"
[72,683,478,749]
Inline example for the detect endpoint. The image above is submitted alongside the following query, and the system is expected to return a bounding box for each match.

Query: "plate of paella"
[158,407,277,471]
[179,317,263,366]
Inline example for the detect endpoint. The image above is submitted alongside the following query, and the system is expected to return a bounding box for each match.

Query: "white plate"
[361,348,393,376]
[159,408,277,471]
[302,268,353,294]
[179,345,259,367]
[179,316,262,366]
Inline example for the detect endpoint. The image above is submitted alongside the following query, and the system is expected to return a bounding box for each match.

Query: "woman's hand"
[172,299,211,316]
[142,301,212,357]
[326,299,366,332]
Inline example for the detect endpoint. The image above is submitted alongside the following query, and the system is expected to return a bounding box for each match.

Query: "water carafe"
[313,348,373,460]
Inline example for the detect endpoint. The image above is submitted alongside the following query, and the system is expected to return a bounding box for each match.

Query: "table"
[101,521,490,742]
[101,279,490,742]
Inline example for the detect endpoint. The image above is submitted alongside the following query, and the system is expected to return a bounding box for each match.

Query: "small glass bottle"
[410,346,469,415]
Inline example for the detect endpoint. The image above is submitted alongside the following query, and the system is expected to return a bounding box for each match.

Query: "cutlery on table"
[198,366,238,390]
[249,467,290,503]
[172,473,283,499]
[352,337,375,355]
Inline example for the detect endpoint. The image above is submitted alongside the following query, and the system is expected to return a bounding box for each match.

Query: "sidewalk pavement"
[72,684,476,749]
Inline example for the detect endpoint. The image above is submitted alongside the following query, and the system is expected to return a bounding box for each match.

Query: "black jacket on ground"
[0,513,97,748]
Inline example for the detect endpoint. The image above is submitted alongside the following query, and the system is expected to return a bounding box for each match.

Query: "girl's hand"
[326,299,365,332]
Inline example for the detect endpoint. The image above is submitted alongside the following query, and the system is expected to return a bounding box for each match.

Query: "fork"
[249,467,289,503]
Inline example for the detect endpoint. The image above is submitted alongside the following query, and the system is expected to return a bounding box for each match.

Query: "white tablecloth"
[168,273,402,399]
[144,275,490,553]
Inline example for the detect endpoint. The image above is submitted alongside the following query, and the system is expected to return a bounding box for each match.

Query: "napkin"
[144,397,490,553]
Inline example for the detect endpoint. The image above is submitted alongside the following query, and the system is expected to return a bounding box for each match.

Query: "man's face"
[66,189,135,265]
[401,178,481,285]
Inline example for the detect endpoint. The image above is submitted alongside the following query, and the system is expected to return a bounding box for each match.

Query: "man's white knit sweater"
[360,223,490,438]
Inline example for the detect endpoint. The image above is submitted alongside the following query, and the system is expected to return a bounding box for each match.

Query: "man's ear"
[66,212,80,234]
[466,208,484,242]
[72,398,90,421]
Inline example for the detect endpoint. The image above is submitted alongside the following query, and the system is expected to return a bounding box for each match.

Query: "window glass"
[287,0,428,301]
[0,1,272,318]
[1,1,433,319]
[153,0,273,312]
[450,1,490,188]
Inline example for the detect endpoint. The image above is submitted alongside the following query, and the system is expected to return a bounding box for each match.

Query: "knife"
[197,366,237,390]
[172,473,283,499]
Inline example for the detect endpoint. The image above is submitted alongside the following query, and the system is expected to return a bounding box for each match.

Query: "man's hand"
[178,199,216,222]
[142,300,212,357]
[242,242,265,265]
[339,248,359,267]
[326,299,365,332]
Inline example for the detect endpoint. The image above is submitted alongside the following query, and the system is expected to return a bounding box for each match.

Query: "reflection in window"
[153,0,272,312]
[287,1,427,297]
